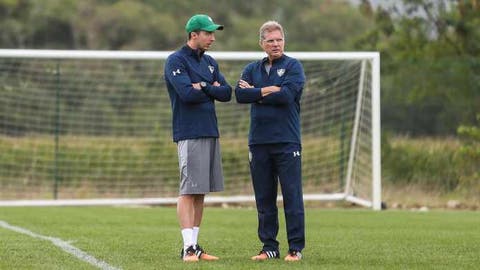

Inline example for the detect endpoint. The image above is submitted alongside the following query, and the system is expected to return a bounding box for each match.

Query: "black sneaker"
[180,244,219,261]
[182,245,198,262]
[251,250,280,260]
[194,244,219,260]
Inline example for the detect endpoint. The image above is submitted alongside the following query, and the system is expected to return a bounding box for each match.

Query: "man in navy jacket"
[235,21,305,262]
[164,14,232,262]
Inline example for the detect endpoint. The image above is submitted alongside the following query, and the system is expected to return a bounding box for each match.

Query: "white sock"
[181,228,193,250]
[192,226,200,245]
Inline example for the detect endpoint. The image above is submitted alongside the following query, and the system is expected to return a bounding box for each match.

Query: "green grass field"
[0,207,479,270]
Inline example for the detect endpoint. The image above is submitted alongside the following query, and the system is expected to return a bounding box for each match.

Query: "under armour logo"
[172,69,181,76]
[208,65,215,73]
[293,151,301,157]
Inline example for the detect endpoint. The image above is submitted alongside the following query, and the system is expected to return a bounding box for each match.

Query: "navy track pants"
[249,143,305,252]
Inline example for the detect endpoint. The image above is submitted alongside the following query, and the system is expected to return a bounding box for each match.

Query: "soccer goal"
[0,50,381,210]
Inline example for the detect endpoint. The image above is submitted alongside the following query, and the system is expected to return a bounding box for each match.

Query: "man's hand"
[193,81,220,90]
[261,86,280,97]
[238,79,254,89]
[192,82,201,90]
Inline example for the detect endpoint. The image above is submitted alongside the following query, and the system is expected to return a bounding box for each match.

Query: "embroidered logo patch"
[208,65,215,73]
[172,68,181,76]
[277,68,285,77]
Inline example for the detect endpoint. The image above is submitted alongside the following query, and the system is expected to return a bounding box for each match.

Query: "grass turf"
[0,207,479,269]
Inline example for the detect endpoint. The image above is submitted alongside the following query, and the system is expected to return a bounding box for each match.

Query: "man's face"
[192,31,216,51]
[260,30,284,60]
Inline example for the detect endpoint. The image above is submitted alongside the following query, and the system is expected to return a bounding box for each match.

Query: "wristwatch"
[200,81,207,89]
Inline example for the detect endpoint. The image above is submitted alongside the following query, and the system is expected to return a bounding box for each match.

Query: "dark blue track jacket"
[235,54,305,145]
[164,45,232,142]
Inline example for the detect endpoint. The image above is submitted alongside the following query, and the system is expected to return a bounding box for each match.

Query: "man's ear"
[190,31,201,40]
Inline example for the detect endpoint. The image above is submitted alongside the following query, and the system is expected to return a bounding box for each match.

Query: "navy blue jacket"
[235,54,305,145]
[164,45,232,142]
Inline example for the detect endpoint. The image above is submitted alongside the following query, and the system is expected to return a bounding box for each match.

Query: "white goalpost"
[0,49,381,210]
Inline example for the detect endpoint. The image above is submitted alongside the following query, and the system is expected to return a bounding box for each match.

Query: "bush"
[456,113,480,195]
[382,136,462,192]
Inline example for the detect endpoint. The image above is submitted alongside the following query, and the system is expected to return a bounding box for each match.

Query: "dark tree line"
[1,0,479,136]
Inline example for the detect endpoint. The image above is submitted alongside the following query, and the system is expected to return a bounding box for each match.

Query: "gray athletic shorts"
[177,138,224,195]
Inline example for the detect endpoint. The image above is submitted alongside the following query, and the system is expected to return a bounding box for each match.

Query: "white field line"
[0,220,120,270]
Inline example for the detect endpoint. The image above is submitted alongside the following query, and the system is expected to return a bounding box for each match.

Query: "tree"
[357,0,480,136]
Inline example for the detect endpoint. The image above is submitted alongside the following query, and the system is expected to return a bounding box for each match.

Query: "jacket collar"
[181,45,205,60]
[262,54,286,65]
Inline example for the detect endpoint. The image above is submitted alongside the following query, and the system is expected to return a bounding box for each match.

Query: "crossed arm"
[236,61,304,104]
[236,79,301,105]
[166,57,231,103]
[238,80,280,97]
[193,77,232,102]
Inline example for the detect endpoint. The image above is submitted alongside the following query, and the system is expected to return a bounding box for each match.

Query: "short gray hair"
[259,21,285,41]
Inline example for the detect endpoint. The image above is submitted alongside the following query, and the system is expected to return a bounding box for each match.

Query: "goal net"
[0,50,381,209]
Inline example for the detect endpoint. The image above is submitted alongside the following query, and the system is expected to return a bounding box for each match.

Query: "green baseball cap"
[185,14,224,33]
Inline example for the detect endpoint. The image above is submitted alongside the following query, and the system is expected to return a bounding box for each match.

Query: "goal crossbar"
[0,49,379,61]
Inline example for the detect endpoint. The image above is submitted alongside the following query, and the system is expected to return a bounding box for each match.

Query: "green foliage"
[382,133,478,195]
[456,113,480,194]
[2,0,477,137]
[382,137,461,191]
[356,0,480,135]
[458,113,480,156]
[0,0,371,51]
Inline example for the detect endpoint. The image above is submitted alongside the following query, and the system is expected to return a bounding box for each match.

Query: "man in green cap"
[164,14,231,262]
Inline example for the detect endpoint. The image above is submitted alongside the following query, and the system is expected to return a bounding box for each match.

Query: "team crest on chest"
[208,65,215,73]
[277,68,285,77]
